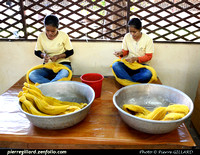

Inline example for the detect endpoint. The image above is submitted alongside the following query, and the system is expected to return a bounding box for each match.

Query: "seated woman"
[29,14,74,84]
[112,18,157,85]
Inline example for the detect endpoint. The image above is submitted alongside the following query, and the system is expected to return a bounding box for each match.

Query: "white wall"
[152,43,200,101]
[0,41,200,101]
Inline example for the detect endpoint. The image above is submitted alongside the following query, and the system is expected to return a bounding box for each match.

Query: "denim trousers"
[112,61,152,83]
[29,64,72,84]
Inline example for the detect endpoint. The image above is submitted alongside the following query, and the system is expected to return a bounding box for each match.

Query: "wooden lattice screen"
[0,0,200,43]
[129,0,200,42]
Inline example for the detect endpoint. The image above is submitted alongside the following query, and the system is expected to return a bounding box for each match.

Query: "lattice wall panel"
[0,0,25,39]
[24,0,127,40]
[130,0,200,42]
[0,0,200,43]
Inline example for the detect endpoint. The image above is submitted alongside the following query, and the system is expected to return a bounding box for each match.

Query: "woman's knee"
[29,70,38,80]
[29,70,41,83]
[144,69,152,79]
[112,61,123,71]
[58,69,69,77]
[131,69,152,82]
[139,69,152,82]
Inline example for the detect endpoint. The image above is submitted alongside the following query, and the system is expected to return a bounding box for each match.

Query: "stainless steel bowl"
[113,84,194,134]
[19,81,95,130]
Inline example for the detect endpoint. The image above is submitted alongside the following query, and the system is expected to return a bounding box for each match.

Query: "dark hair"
[128,18,142,30]
[44,14,59,28]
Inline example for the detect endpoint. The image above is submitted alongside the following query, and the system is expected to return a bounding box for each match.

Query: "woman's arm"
[35,50,50,63]
[64,49,74,58]
[35,50,43,58]
[114,49,129,58]
[138,53,153,63]
[125,53,152,63]
[50,49,74,62]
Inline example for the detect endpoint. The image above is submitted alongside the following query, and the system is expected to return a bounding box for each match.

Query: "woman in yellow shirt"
[112,18,154,83]
[29,14,74,84]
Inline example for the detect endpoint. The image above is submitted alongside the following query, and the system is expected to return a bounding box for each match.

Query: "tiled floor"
[185,117,200,149]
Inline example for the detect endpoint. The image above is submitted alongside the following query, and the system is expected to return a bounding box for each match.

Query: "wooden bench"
[0,76,196,149]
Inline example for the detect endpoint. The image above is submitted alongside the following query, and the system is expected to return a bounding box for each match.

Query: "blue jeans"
[112,61,152,83]
[29,64,72,84]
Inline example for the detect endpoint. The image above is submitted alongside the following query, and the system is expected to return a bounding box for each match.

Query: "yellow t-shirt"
[122,33,154,64]
[35,31,73,63]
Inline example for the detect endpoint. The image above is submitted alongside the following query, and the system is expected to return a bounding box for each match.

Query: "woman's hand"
[113,51,123,57]
[50,55,60,62]
[50,53,66,62]
[41,53,50,63]
[125,57,138,63]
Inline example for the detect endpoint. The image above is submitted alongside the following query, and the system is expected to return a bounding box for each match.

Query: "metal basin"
[19,81,95,130]
[113,84,194,134]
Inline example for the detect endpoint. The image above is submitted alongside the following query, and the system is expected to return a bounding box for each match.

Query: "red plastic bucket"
[80,73,104,98]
